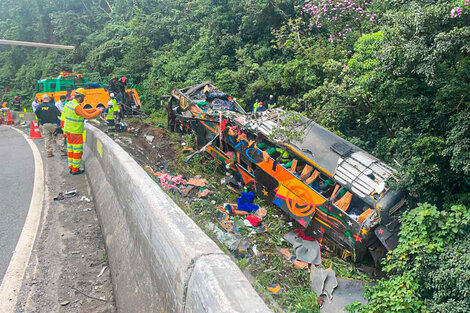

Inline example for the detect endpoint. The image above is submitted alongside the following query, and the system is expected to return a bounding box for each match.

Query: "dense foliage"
[1,0,468,207]
[0,1,469,310]
[347,203,470,313]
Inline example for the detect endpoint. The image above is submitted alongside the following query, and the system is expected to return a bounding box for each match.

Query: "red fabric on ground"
[246,215,263,227]
[296,229,316,241]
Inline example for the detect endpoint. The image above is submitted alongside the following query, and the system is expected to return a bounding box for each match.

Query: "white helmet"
[42,94,50,100]
[110,93,115,98]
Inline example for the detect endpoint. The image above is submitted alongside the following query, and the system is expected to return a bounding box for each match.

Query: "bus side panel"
[226,133,369,255]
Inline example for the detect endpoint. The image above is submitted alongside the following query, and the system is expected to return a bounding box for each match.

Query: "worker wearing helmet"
[63,88,103,175]
[105,93,119,129]
[12,95,21,111]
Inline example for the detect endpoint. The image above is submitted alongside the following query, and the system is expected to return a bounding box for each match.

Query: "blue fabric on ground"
[237,191,259,213]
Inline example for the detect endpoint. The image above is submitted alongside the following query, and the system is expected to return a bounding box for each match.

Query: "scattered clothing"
[236,191,259,213]
[246,215,263,227]
[284,230,322,265]
[157,173,187,191]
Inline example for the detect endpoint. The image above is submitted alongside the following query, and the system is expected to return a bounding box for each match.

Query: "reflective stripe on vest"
[60,101,67,122]
[64,100,84,134]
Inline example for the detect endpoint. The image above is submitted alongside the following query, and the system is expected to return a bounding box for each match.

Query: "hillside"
[0,1,469,312]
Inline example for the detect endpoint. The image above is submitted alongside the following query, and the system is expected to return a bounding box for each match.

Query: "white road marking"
[0,126,45,312]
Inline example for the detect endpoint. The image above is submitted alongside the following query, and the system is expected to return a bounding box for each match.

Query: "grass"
[119,119,373,313]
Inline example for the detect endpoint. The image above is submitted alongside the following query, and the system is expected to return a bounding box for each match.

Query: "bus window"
[37,83,44,93]
[50,83,56,91]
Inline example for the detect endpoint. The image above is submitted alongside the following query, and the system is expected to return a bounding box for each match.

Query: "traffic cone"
[29,120,43,139]
[6,109,14,125]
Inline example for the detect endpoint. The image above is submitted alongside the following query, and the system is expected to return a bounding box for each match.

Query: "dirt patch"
[108,121,177,170]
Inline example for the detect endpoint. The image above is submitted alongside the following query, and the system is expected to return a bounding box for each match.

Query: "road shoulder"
[13,127,115,313]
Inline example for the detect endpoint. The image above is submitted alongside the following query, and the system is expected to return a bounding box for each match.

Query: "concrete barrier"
[83,123,271,313]
[8,110,37,124]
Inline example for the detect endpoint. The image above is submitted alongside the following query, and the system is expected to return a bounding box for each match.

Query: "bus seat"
[305,170,320,185]
[262,151,270,162]
[330,184,341,201]
[358,208,374,224]
[334,191,352,212]
[300,165,313,180]
[289,159,298,172]
[237,133,247,141]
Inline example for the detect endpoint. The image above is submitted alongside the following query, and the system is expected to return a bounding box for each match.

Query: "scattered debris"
[219,220,234,232]
[266,284,284,295]
[284,230,322,265]
[53,189,78,201]
[80,196,91,202]
[310,266,338,304]
[60,301,70,306]
[187,177,208,187]
[144,135,155,143]
[252,244,260,256]
[246,215,263,227]
[182,147,194,153]
[71,286,108,303]
[293,260,310,270]
[82,208,92,212]
[156,173,187,191]
[276,247,293,261]
[183,185,196,196]
[197,189,211,198]
[205,222,250,254]
[97,266,108,278]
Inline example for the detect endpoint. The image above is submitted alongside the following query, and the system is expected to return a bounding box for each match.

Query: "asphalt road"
[0,126,34,283]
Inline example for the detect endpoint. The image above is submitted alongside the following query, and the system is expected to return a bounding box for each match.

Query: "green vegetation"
[1,0,469,311]
[347,203,470,313]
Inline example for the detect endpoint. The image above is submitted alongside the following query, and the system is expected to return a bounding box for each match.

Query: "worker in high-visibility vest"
[64,88,103,175]
[105,93,118,129]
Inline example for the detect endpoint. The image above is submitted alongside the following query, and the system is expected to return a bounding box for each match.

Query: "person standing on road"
[55,95,66,114]
[63,88,103,175]
[12,96,21,111]
[35,99,62,158]
[32,97,40,113]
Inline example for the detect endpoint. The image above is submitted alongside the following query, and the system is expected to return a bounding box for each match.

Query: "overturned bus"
[167,82,406,263]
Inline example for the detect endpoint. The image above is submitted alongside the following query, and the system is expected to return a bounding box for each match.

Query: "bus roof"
[247,110,396,205]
